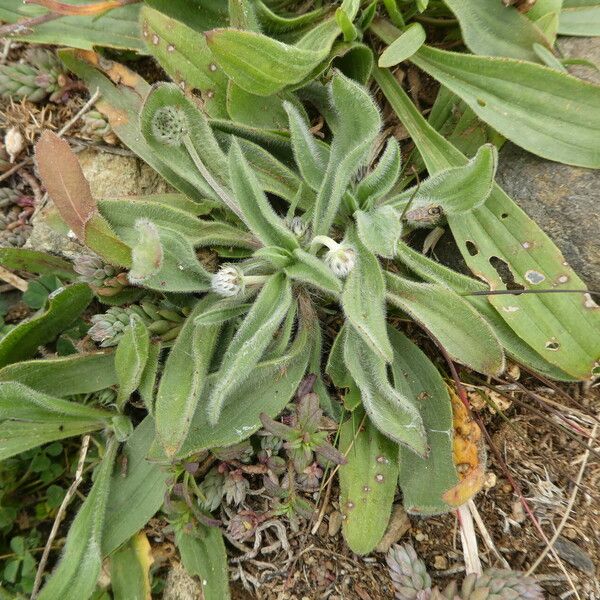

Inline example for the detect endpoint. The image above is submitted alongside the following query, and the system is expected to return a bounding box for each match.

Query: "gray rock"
[553,536,595,575]
[495,36,600,289]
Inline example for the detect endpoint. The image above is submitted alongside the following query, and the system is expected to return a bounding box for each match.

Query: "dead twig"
[30,434,91,600]
[0,265,28,292]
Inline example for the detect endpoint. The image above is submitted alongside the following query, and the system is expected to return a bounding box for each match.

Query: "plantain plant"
[1,0,599,597]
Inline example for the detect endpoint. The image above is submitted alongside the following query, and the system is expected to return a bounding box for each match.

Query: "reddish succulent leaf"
[35,130,96,241]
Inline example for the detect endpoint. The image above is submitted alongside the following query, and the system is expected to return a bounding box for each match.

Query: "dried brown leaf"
[35,130,96,241]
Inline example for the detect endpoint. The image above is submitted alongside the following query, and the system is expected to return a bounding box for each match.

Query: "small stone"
[511,500,526,524]
[328,510,343,537]
[433,555,448,570]
[415,531,428,542]
[554,537,595,575]
[4,127,25,163]
[563,527,577,540]
[375,504,410,553]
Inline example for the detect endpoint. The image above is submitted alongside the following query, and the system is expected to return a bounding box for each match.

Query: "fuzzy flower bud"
[289,216,309,239]
[74,254,116,287]
[211,264,243,297]
[88,307,131,347]
[325,243,356,278]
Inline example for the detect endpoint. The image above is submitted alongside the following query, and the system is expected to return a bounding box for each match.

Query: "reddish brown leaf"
[35,130,96,241]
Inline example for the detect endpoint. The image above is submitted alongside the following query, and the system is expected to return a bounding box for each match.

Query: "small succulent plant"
[0,49,68,103]
[387,543,544,600]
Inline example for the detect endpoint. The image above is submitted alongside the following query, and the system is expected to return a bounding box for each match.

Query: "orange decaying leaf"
[443,386,486,507]
[35,130,96,241]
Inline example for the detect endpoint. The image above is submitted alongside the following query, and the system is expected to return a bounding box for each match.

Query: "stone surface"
[494,37,600,290]
[27,149,172,258]
[162,563,204,600]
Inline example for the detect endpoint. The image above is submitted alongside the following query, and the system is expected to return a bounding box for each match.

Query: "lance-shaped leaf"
[34,131,131,266]
[229,141,298,251]
[165,316,312,458]
[325,324,352,389]
[207,273,293,425]
[0,421,103,462]
[175,524,231,600]
[138,342,162,415]
[37,437,118,600]
[0,382,112,423]
[115,315,150,410]
[387,144,497,214]
[409,45,600,168]
[110,532,153,600]
[312,73,381,236]
[141,5,228,118]
[355,206,402,258]
[0,283,92,369]
[443,0,550,62]
[355,138,401,208]
[102,418,169,556]
[386,272,505,376]
[338,407,400,554]
[155,299,220,456]
[0,248,75,279]
[285,248,343,296]
[284,101,329,191]
[128,220,211,293]
[396,244,575,380]
[0,352,117,396]
[388,327,460,515]
[342,227,393,362]
[378,22,426,67]
[344,326,426,455]
[374,67,600,379]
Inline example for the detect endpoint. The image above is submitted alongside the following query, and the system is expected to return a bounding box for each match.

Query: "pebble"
[554,537,595,575]
[328,510,343,537]
[433,555,448,570]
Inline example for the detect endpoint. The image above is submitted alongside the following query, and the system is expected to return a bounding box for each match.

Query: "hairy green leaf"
[0,352,117,396]
[388,327,460,515]
[342,227,393,362]
[229,141,298,251]
[0,248,75,279]
[355,206,402,258]
[207,274,293,425]
[355,138,401,208]
[312,73,381,236]
[559,5,600,36]
[102,418,169,556]
[0,284,92,369]
[338,408,399,554]
[175,525,231,600]
[141,5,228,118]
[110,532,153,600]
[285,248,343,295]
[344,327,426,455]
[386,272,505,375]
[388,144,497,214]
[38,437,118,600]
[156,299,220,456]
[115,315,150,410]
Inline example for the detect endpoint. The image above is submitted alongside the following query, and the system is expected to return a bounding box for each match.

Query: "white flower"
[325,244,356,278]
[211,265,243,297]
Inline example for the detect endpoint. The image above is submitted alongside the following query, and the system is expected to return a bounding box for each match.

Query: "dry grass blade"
[34,130,96,240]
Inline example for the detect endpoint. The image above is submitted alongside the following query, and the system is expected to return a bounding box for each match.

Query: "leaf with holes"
[375,66,600,379]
